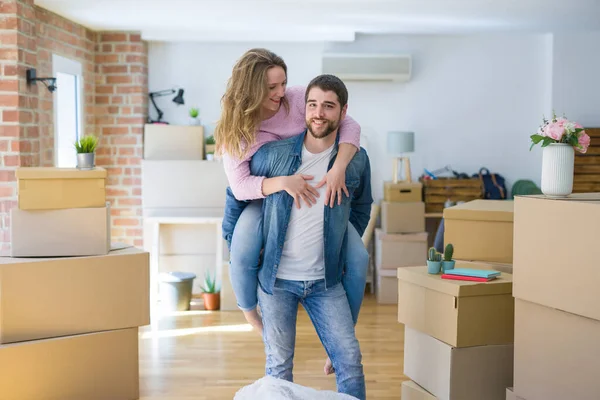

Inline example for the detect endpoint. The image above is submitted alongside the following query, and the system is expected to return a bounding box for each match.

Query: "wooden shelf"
[425,213,443,218]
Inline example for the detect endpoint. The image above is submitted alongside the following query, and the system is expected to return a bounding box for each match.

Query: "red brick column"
[0,0,36,254]
[95,32,147,247]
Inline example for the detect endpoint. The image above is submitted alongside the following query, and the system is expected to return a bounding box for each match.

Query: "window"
[53,54,83,168]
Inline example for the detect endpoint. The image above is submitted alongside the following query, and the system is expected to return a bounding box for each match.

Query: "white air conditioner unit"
[321,53,412,82]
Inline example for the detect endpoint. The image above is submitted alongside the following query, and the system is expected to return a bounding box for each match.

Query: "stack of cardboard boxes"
[509,194,600,400]
[374,181,428,304]
[398,199,517,399]
[0,167,150,399]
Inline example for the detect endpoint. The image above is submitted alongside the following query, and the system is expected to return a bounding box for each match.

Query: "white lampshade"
[387,131,415,154]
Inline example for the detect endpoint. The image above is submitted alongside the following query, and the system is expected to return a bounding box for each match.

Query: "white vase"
[541,143,574,197]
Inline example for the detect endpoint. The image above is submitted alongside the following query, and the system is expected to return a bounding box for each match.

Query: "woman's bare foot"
[243,309,263,337]
[324,357,335,375]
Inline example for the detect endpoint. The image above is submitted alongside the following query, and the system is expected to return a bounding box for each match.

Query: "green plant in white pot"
[427,247,442,274]
[205,135,216,160]
[189,107,201,126]
[74,135,99,170]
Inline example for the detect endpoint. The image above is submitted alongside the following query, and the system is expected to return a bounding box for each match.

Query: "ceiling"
[35,0,600,42]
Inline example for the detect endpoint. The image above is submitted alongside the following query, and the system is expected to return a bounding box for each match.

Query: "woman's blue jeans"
[228,199,369,324]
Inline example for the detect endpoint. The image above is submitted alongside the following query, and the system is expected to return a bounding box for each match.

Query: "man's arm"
[349,149,373,237]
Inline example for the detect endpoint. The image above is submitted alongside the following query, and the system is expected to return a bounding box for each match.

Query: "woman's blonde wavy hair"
[215,48,289,160]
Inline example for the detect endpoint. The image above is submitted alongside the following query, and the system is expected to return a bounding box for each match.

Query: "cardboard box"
[402,380,436,400]
[375,229,427,270]
[11,205,111,257]
[0,247,149,344]
[375,268,398,304]
[397,266,514,347]
[16,167,107,210]
[454,259,513,275]
[381,201,425,233]
[383,181,422,202]
[443,199,514,263]
[142,160,228,208]
[404,326,514,400]
[513,194,600,321]
[506,387,526,400]
[0,328,139,400]
[514,299,600,400]
[144,123,204,160]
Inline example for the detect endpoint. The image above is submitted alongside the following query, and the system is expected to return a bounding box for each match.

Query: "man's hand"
[283,174,319,209]
[316,165,349,208]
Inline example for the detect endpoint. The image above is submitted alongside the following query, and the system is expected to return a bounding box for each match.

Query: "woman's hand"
[282,174,320,209]
[316,165,349,207]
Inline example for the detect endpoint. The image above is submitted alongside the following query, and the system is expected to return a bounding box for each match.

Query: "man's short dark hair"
[305,74,348,108]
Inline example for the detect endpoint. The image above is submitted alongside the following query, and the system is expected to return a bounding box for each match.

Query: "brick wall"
[95,32,147,247]
[0,0,22,254]
[35,6,96,166]
[0,0,147,253]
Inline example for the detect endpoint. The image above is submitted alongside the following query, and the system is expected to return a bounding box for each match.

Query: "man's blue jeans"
[257,278,366,400]
[229,200,369,324]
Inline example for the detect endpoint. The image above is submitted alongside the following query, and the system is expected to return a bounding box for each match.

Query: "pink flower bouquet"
[530,112,590,153]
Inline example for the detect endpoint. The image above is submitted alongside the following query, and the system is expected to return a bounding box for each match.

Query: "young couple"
[216,48,372,400]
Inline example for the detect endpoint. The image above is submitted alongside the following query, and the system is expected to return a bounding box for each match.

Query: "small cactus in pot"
[427,247,442,274]
[442,243,456,272]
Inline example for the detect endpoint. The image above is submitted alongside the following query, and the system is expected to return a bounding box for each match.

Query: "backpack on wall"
[474,167,507,200]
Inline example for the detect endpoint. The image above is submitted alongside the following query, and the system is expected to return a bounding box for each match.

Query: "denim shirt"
[222,130,373,295]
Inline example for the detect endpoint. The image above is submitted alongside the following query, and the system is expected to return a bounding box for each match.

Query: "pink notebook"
[441,274,496,282]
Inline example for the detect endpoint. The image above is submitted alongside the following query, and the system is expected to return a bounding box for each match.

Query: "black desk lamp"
[148,88,185,124]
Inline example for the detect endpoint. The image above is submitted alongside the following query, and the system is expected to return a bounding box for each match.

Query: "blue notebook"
[444,268,501,279]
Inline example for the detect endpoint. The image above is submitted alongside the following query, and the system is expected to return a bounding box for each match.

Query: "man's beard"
[306,117,340,139]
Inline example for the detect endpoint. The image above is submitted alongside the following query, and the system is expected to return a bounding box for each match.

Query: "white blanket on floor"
[234,376,359,400]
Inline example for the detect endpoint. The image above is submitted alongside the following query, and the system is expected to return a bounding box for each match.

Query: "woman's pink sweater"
[222,85,361,200]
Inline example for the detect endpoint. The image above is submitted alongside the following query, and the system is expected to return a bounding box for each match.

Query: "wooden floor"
[138,294,407,399]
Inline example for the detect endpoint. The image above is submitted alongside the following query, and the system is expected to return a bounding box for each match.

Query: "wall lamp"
[26,68,57,93]
[148,88,184,124]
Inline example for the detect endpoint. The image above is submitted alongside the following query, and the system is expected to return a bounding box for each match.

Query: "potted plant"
[530,112,590,197]
[74,134,99,170]
[442,243,455,272]
[205,135,216,160]
[199,270,220,311]
[189,107,201,125]
[427,247,442,274]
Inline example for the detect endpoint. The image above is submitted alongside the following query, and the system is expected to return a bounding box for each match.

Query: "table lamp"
[387,131,414,183]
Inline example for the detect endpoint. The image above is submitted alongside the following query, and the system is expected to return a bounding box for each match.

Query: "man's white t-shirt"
[276,143,335,281]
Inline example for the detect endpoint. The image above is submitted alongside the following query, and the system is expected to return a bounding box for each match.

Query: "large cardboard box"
[397,266,514,347]
[513,194,600,321]
[142,160,228,208]
[443,199,513,263]
[144,123,204,160]
[402,380,436,400]
[16,167,107,210]
[0,328,139,400]
[0,247,149,344]
[375,268,398,304]
[381,201,425,233]
[383,181,422,202]
[11,205,111,257]
[375,229,427,270]
[514,299,600,400]
[506,387,526,400]
[404,326,514,400]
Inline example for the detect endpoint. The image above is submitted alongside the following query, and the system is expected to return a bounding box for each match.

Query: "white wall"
[552,32,600,127]
[148,33,556,201]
